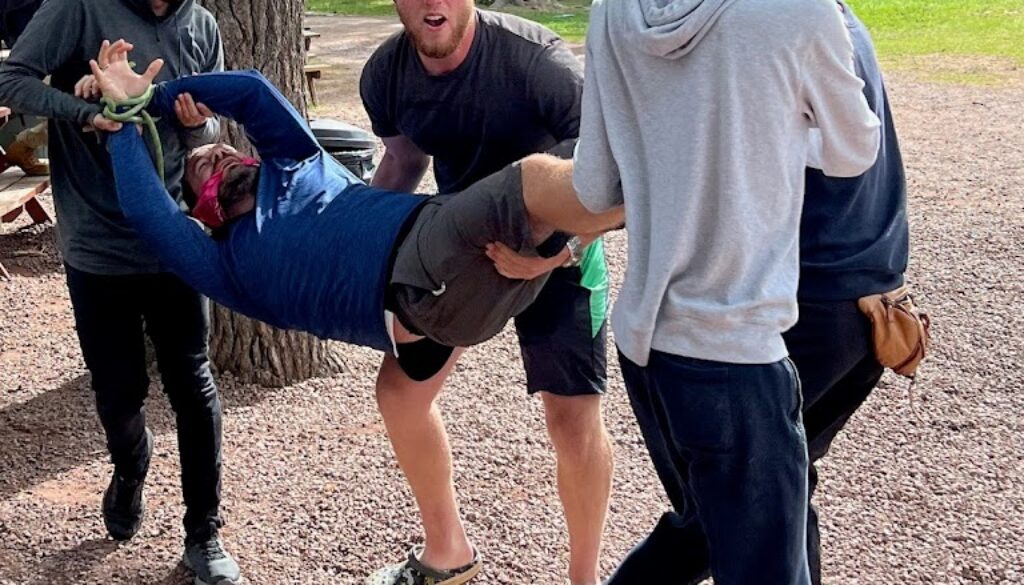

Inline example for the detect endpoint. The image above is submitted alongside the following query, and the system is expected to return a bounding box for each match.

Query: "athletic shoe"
[184,536,241,585]
[102,428,153,541]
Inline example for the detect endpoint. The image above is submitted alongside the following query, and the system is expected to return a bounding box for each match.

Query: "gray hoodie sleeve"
[573,38,623,214]
[800,3,881,178]
[181,15,226,150]
[0,0,101,125]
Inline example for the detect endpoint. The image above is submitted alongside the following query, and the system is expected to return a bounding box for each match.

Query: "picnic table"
[303,28,323,106]
[303,29,321,53]
[0,106,52,280]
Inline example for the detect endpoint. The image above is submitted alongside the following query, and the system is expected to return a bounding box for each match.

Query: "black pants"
[608,300,883,585]
[620,351,811,585]
[65,266,223,542]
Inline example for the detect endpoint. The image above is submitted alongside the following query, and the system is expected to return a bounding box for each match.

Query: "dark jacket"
[799,2,909,301]
[0,0,223,274]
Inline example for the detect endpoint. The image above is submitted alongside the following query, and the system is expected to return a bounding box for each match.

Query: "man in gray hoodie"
[574,1,880,583]
[0,2,240,584]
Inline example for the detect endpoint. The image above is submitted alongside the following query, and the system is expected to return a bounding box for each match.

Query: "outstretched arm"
[90,39,318,162]
[0,0,105,127]
[152,71,319,162]
[107,127,237,304]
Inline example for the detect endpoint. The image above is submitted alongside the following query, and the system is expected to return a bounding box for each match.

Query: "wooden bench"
[302,29,321,53]
[302,28,323,107]
[0,166,52,279]
[304,64,322,107]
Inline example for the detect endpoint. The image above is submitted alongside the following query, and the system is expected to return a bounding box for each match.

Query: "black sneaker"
[102,428,153,541]
[183,536,241,585]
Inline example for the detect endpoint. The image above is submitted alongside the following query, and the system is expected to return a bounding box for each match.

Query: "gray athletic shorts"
[389,162,553,348]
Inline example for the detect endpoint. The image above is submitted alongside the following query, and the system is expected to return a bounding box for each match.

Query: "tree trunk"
[199,0,347,386]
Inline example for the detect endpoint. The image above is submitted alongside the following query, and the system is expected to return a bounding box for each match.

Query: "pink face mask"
[191,157,260,229]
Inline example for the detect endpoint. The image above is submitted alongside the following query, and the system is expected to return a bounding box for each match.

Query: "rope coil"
[101,84,164,183]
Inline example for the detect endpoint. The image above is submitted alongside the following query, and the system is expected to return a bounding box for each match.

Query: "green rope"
[101,84,164,183]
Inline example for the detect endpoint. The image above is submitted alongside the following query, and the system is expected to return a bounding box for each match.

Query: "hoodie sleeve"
[572,38,623,213]
[181,15,226,150]
[0,0,102,125]
[153,70,320,162]
[800,4,880,178]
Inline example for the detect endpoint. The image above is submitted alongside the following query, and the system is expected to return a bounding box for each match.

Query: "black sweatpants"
[607,299,883,585]
[65,266,224,542]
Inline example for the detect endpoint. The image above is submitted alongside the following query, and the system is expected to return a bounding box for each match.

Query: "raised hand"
[88,39,164,102]
[174,93,215,129]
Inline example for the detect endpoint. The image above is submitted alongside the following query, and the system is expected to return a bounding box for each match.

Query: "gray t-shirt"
[360,9,582,194]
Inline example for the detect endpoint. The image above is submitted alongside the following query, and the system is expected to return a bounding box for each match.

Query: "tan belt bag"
[857,284,931,378]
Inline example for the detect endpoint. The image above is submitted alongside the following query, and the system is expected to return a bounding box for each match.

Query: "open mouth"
[424,15,447,29]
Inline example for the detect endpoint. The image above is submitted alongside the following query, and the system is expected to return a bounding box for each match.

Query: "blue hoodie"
[107,71,426,352]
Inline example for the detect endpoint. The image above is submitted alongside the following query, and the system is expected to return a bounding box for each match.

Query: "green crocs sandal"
[367,546,481,585]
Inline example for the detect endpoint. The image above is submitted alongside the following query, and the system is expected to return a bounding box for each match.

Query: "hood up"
[630,0,739,59]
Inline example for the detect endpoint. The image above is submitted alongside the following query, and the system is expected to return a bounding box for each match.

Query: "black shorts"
[515,260,609,397]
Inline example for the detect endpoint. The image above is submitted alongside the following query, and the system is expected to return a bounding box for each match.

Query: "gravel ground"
[1,14,1022,585]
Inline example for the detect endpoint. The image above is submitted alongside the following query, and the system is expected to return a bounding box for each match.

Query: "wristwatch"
[563,236,583,268]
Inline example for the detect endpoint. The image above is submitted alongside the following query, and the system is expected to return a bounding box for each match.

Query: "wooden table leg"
[2,205,23,223]
[24,196,52,224]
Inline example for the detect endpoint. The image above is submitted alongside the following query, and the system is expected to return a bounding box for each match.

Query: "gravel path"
[1,14,1021,585]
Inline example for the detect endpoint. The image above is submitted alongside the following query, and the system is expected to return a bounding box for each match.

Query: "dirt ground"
[1,13,1022,585]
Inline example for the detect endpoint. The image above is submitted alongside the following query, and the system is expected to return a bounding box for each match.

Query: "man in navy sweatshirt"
[603,3,908,584]
[92,42,621,379]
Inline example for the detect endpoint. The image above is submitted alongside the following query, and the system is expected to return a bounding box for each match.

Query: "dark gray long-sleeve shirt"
[0,0,223,274]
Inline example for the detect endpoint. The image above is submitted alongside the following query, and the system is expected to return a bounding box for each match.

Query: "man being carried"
[91,41,622,377]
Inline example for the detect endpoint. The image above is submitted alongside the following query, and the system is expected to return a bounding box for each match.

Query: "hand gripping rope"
[101,84,164,183]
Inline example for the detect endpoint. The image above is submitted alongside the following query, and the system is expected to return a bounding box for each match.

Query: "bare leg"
[521,154,625,242]
[375,348,475,570]
[541,393,613,585]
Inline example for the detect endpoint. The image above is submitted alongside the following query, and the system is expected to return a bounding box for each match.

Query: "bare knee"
[375,355,441,412]
[542,394,608,456]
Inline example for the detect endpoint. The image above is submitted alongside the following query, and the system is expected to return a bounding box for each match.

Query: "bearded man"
[360,2,612,584]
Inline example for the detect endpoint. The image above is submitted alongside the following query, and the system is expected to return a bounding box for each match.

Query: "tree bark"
[199,0,347,386]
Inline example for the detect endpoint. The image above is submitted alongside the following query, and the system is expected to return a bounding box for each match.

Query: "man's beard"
[402,11,472,59]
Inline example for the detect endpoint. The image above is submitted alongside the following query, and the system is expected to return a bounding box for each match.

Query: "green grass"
[307,1,1022,66]
[500,2,590,42]
[306,0,396,17]
[306,0,590,42]
[847,0,1024,66]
